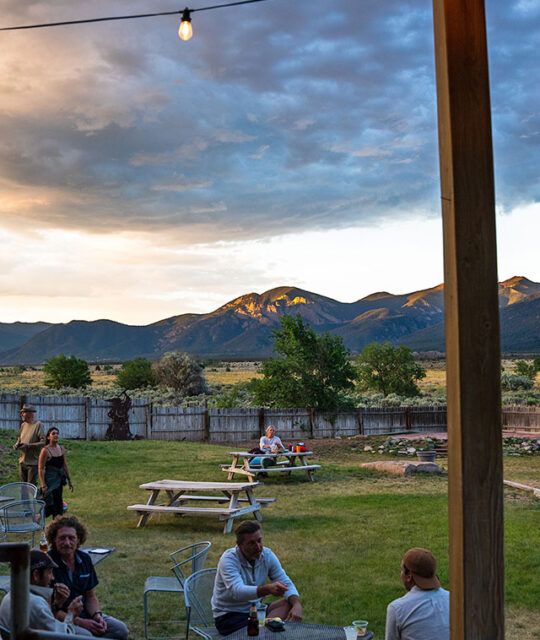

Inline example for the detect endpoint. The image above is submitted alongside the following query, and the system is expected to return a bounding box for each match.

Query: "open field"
[1,430,538,639]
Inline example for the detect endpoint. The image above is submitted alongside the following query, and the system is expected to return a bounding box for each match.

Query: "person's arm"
[285,594,302,621]
[385,603,400,640]
[38,447,50,493]
[27,423,46,450]
[265,550,299,600]
[62,447,73,491]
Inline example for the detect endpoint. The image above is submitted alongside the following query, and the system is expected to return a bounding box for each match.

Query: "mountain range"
[0,276,538,364]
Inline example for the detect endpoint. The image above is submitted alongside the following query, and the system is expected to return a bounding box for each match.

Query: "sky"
[0,0,538,325]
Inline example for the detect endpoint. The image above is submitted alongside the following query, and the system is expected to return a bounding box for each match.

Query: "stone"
[361,460,442,475]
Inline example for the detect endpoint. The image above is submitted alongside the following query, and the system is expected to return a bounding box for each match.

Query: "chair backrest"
[0,499,45,530]
[183,568,217,630]
[170,541,211,587]
[0,483,37,501]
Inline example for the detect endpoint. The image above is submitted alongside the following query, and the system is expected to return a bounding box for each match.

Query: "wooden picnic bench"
[222,451,321,482]
[127,479,275,534]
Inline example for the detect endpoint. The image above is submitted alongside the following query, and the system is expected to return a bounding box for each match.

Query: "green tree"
[355,341,426,396]
[43,353,92,389]
[115,357,155,389]
[250,314,356,411]
[513,359,540,381]
[152,351,207,395]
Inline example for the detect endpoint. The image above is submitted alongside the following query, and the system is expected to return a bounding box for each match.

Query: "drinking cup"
[257,604,267,626]
[344,625,357,640]
[352,620,369,636]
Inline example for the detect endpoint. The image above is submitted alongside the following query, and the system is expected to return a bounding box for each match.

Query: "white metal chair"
[144,541,211,640]
[183,568,218,640]
[0,483,37,501]
[0,499,45,546]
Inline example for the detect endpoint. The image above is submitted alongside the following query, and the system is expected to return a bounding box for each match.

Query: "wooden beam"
[432,0,504,638]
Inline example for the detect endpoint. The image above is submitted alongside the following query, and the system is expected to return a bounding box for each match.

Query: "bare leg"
[267,599,291,620]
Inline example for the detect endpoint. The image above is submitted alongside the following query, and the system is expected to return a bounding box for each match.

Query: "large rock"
[361,460,441,475]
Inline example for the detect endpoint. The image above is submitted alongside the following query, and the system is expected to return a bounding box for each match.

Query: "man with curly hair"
[46,515,128,639]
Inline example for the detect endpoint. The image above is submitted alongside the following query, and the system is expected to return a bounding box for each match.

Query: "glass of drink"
[352,620,369,636]
[344,626,357,640]
[257,604,267,626]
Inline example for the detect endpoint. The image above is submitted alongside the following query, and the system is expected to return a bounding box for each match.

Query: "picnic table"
[127,479,275,534]
[222,451,321,482]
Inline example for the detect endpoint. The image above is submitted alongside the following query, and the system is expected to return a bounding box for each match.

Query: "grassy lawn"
[0,430,538,639]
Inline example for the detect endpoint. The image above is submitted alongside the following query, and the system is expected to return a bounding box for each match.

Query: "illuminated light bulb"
[179,7,192,40]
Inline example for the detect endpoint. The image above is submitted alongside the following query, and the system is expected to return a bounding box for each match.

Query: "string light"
[178,8,193,40]
[0,0,270,40]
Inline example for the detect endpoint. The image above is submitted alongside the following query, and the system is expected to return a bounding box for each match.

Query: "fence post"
[309,409,314,438]
[204,407,210,442]
[405,407,411,431]
[146,401,152,440]
[258,407,265,438]
[358,408,363,436]
[83,397,89,441]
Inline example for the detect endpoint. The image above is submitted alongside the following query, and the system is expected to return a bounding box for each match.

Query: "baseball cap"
[402,548,440,589]
[30,550,58,571]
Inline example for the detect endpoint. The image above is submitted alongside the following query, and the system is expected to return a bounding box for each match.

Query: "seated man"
[259,425,285,453]
[385,548,449,640]
[212,520,302,636]
[46,515,129,639]
[0,549,91,636]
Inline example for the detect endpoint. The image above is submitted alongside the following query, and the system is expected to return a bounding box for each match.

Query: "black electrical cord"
[0,0,269,32]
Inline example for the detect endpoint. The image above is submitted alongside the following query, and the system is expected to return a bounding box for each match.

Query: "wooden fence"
[0,394,538,442]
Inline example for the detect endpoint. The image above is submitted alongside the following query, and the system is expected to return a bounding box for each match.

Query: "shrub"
[116,358,156,389]
[43,354,92,389]
[501,373,534,391]
[152,351,207,396]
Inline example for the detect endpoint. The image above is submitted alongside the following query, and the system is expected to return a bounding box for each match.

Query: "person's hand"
[42,484,48,494]
[76,616,107,636]
[12,443,19,450]
[264,581,288,597]
[68,481,74,492]
[53,582,70,608]
[286,602,302,622]
[67,596,83,617]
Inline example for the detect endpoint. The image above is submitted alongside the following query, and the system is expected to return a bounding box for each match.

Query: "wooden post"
[204,407,210,442]
[432,0,504,638]
[258,407,265,438]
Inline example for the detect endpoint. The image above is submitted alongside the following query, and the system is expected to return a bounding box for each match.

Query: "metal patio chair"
[0,499,45,546]
[144,541,212,640]
[183,568,218,640]
[0,483,38,501]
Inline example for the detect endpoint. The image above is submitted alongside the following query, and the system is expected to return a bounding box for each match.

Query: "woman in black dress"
[38,427,73,517]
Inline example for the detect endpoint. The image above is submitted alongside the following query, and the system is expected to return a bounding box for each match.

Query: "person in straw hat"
[12,403,45,486]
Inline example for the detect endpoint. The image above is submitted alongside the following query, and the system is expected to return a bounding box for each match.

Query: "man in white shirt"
[212,520,302,635]
[385,548,449,640]
[0,549,91,636]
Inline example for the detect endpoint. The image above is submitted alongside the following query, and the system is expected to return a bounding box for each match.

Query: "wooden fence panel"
[313,412,360,438]
[263,409,311,441]
[502,406,540,432]
[410,406,447,432]
[26,395,86,439]
[363,407,408,435]
[0,394,22,433]
[151,406,206,441]
[208,408,260,443]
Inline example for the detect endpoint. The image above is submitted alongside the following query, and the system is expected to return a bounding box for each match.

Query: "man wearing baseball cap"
[385,547,449,640]
[0,549,91,636]
[12,404,45,486]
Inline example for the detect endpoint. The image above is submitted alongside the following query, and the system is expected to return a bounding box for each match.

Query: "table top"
[81,546,115,566]
[229,451,313,458]
[201,622,373,640]
[140,479,262,491]
[0,496,16,504]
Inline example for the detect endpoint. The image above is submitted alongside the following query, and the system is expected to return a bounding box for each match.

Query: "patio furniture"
[144,541,211,640]
[223,451,321,482]
[0,499,45,546]
[0,483,38,501]
[183,568,217,640]
[128,479,275,534]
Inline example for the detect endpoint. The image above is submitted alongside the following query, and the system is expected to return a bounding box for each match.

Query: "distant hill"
[0,322,52,352]
[0,276,538,364]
